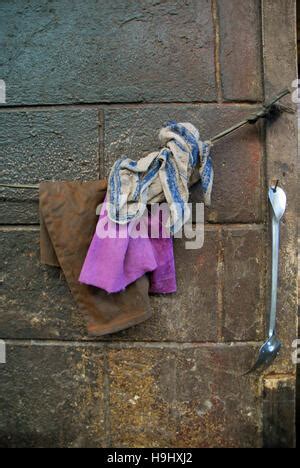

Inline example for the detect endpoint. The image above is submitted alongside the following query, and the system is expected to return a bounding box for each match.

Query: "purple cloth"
[79,201,177,294]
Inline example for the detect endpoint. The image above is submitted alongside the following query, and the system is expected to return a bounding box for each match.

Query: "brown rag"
[39,180,153,336]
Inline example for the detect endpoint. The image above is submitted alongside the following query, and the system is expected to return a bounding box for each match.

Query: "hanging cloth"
[107,121,213,234]
[79,199,177,294]
[39,180,152,336]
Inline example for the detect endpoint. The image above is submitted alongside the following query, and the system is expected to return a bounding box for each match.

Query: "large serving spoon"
[246,184,287,374]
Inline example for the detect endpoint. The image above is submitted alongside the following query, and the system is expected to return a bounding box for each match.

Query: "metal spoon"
[245,185,287,374]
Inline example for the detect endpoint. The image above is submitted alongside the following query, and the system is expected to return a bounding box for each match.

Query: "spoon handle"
[269,214,280,337]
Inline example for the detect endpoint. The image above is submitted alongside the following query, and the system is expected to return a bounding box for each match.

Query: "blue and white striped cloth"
[107,121,213,234]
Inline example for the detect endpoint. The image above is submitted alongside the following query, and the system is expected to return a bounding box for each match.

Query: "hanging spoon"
[245,184,286,374]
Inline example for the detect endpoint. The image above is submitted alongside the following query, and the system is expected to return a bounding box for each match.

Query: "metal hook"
[272,180,279,193]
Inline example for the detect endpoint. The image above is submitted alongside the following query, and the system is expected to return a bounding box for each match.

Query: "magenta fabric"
[79,201,177,294]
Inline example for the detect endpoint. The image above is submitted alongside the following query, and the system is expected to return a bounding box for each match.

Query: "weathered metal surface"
[0,0,216,105]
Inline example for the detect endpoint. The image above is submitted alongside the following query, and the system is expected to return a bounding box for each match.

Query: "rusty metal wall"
[0,0,298,448]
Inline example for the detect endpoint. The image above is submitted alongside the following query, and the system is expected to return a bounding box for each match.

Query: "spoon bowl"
[245,335,282,375]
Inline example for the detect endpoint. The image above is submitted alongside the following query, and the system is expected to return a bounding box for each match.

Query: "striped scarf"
[107,121,213,234]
